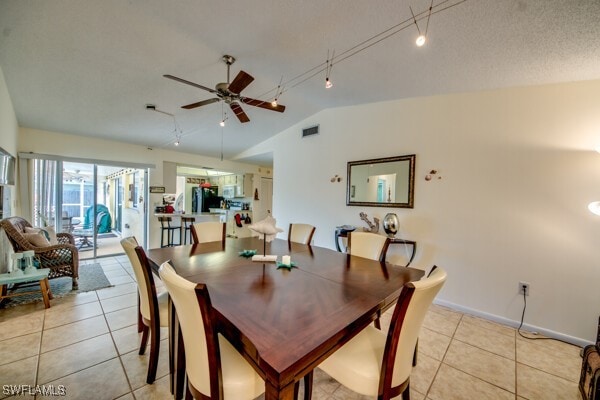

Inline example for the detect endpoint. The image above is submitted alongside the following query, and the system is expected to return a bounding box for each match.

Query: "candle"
[282,255,291,266]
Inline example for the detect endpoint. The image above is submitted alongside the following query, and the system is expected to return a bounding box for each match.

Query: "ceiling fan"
[164,55,285,123]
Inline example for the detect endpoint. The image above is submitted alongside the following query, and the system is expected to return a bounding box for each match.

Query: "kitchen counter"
[208,208,252,214]
[154,212,220,217]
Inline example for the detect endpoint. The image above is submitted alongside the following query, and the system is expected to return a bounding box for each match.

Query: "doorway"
[31,158,148,260]
[256,177,273,221]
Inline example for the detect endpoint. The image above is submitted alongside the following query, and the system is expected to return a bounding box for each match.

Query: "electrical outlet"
[519,281,530,296]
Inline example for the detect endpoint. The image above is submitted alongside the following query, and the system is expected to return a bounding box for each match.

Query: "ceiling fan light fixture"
[416,35,426,47]
[325,78,333,89]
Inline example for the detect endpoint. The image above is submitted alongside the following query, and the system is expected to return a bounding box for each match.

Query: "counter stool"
[158,217,181,247]
[181,217,196,245]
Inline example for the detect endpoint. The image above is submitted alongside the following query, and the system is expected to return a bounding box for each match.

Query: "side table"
[0,268,53,308]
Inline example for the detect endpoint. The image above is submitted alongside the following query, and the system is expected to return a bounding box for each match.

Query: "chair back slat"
[348,231,390,262]
[120,237,157,322]
[381,266,447,392]
[191,222,226,244]
[159,262,220,398]
[288,223,316,245]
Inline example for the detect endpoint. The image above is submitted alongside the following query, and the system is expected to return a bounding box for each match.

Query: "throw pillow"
[23,232,51,247]
[44,226,59,245]
[25,226,58,245]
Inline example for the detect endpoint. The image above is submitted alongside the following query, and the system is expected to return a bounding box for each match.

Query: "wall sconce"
[330,174,342,183]
[588,201,600,216]
[425,169,441,181]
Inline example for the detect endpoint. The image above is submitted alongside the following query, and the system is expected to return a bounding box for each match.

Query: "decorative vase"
[383,213,399,238]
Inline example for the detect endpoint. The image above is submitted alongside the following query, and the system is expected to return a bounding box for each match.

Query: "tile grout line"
[423,313,465,399]
[514,327,518,400]
[97,285,137,399]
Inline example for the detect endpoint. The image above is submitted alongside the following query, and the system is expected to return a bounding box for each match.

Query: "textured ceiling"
[1,0,599,165]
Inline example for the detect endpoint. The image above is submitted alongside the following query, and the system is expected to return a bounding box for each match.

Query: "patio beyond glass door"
[31,159,147,260]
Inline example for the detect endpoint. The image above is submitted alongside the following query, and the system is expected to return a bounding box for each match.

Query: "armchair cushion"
[25,226,58,245]
[23,232,51,247]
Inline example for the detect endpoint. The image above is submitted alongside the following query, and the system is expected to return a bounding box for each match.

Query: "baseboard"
[434,299,594,348]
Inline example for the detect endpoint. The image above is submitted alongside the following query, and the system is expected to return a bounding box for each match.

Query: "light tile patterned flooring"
[0,256,584,399]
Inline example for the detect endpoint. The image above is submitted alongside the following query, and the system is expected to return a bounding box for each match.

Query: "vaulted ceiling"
[1,0,599,165]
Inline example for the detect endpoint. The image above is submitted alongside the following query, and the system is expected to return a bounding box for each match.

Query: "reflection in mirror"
[347,155,415,208]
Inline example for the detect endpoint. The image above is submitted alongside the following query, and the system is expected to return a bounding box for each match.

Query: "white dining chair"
[158,262,265,400]
[347,231,390,262]
[316,266,447,400]
[191,221,226,244]
[288,223,316,245]
[120,236,169,384]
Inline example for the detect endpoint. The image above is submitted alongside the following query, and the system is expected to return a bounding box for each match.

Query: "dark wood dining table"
[146,237,424,400]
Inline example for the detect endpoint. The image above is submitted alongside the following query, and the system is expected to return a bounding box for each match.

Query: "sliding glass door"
[30,157,148,260]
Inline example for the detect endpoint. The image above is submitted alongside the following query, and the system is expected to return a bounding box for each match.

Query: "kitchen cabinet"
[235,174,253,198]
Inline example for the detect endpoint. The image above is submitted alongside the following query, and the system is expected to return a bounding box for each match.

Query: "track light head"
[416,35,426,47]
[325,78,333,89]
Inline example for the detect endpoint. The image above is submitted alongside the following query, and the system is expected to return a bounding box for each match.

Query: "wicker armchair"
[0,216,79,289]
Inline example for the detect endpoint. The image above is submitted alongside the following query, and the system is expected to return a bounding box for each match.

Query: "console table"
[334,227,417,267]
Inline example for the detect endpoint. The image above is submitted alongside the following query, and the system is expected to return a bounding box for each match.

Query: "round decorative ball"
[383,213,399,238]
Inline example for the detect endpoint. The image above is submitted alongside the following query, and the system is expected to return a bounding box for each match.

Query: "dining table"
[146,236,424,400]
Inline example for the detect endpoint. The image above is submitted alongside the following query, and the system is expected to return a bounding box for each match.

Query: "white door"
[257,177,273,221]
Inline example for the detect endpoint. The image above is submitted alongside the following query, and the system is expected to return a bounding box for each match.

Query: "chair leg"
[146,320,160,384]
[374,316,381,330]
[175,320,186,400]
[137,297,144,333]
[139,325,149,355]
[304,371,313,400]
[412,339,418,367]
[185,381,193,400]
[402,382,411,400]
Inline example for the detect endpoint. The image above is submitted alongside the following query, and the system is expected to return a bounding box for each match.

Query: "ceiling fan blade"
[240,97,286,113]
[230,102,250,123]
[182,98,221,110]
[163,74,217,94]
[228,70,254,94]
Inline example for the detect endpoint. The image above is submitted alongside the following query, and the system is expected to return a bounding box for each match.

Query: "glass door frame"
[20,152,153,255]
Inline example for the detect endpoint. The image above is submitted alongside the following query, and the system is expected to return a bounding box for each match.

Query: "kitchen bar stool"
[158,217,181,247]
[181,217,195,245]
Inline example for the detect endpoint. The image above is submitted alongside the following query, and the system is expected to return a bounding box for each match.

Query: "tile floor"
[0,256,584,400]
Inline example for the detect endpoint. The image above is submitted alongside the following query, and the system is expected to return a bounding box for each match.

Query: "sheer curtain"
[18,158,59,227]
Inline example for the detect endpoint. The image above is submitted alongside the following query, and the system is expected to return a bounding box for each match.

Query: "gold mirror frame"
[346,154,415,208]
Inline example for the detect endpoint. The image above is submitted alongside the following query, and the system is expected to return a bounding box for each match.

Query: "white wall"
[245,79,600,345]
[0,66,18,158]
[18,127,263,249]
[0,65,19,217]
[0,65,19,273]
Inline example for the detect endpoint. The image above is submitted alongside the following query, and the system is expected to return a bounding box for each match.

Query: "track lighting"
[271,99,278,107]
[219,120,225,127]
[411,1,433,48]
[325,49,335,89]
[174,140,180,146]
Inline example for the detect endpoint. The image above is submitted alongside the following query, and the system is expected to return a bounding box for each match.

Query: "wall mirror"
[347,154,415,208]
